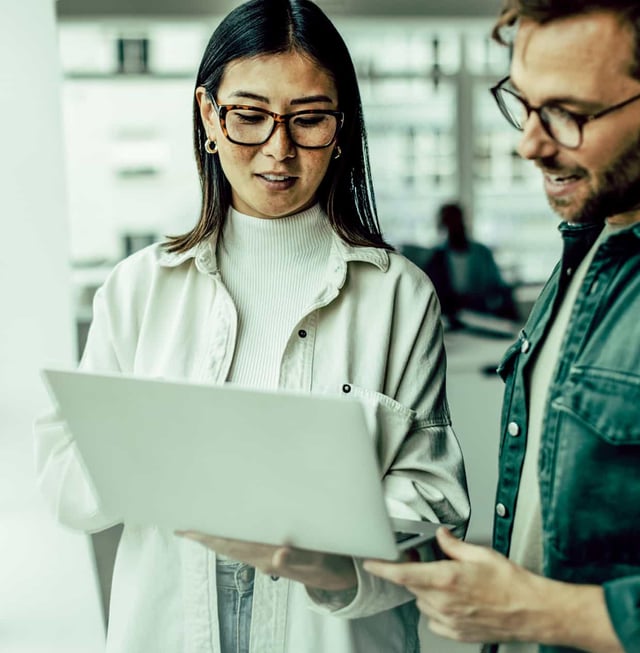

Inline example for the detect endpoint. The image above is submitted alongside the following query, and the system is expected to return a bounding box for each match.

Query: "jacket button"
[298,329,307,338]
[342,384,351,393]
[507,422,520,437]
[520,339,530,354]
[496,503,508,518]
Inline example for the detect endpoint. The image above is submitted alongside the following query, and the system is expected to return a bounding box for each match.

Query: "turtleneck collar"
[221,203,332,258]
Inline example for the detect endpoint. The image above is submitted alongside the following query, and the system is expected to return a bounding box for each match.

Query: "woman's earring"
[333,145,342,160]
[205,138,218,155]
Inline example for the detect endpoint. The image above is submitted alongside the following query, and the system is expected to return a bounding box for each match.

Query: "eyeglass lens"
[225,109,339,147]
[496,88,582,148]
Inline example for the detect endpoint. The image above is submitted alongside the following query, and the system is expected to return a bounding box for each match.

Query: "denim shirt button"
[520,339,531,354]
[496,503,508,518]
[507,422,521,437]
[298,329,307,338]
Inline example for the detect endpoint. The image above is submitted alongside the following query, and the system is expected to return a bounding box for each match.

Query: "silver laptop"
[41,368,443,560]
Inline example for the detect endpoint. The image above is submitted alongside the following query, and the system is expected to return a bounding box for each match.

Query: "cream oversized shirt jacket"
[35,228,470,653]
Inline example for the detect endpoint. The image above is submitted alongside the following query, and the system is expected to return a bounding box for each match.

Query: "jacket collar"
[157,230,390,275]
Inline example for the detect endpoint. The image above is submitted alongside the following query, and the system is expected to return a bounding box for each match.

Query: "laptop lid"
[41,368,439,560]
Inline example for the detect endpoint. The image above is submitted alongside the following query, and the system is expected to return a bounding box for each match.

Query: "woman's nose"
[261,122,296,160]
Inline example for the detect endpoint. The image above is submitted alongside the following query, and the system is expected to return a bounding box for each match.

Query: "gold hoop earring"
[205,138,218,155]
[332,145,342,160]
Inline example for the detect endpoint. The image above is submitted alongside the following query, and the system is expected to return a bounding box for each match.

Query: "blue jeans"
[216,559,255,653]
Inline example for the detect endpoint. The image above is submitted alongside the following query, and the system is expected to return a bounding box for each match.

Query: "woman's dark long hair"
[165,0,390,253]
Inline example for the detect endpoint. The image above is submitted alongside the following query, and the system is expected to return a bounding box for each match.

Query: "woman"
[34,1,469,651]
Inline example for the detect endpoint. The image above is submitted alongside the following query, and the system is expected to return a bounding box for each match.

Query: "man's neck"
[605,206,640,226]
[606,213,640,226]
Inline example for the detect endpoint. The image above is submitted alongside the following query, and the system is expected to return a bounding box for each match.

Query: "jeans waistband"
[216,559,255,593]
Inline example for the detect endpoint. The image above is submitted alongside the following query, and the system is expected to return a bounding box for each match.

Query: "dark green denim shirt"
[492,220,640,653]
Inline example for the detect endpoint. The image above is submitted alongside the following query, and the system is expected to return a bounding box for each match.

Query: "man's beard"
[544,130,640,223]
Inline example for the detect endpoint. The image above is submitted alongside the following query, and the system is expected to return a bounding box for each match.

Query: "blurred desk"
[444,330,512,545]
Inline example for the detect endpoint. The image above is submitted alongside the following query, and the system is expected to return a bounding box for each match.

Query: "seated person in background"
[423,202,519,323]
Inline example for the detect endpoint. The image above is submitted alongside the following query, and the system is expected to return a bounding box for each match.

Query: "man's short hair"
[492,0,640,79]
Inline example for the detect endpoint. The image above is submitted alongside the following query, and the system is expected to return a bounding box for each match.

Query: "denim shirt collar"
[558,218,640,241]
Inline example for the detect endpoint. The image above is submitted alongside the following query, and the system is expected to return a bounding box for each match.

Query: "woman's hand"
[175,531,357,591]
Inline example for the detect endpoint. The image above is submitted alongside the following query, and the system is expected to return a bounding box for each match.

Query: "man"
[365,2,640,652]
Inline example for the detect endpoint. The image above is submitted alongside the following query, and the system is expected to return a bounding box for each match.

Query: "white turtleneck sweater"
[217,204,334,390]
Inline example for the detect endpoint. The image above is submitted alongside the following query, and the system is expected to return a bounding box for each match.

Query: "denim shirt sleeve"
[604,576,640,653]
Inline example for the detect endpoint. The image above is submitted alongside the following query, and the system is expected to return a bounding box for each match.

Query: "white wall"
[0,0,105,650]
[62,76,200,262]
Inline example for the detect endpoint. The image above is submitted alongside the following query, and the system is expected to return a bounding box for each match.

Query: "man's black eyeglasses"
[490,76,640,149]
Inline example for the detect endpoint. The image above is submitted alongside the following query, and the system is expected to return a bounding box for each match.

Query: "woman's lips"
[256,173,297,190]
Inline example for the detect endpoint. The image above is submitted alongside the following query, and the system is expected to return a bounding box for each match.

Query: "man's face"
[511,11,640,225]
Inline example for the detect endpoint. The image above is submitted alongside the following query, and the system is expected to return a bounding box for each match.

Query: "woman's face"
[196,51,340,219]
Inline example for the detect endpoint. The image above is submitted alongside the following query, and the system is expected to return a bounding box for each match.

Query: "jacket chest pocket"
[547,367,640,564]
[339,383,415,475]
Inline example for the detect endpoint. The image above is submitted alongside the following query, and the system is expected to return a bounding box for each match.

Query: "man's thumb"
[435,526,470,560]
[436,526,487,560]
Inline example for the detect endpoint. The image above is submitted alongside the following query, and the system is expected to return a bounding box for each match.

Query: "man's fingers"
[271,546,291,570]
[175,530,206,544]
[435,527,462,557]
[436,527,489,563]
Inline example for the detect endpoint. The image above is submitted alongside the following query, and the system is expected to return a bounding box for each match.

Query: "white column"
[0,1,105,650]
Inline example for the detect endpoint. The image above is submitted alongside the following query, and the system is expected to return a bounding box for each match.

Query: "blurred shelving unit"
[339,21,461,246]
[339,19,561,287]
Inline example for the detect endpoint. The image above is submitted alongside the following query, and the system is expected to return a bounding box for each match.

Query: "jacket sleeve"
[33,280,131,533]
[604,576,640,653]
[377,262,470,535]
[307,259,471,617]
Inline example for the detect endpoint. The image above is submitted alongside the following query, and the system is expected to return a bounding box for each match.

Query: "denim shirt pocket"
[547,366,640,564]
[339,383,416,475]
[554,366,640,443]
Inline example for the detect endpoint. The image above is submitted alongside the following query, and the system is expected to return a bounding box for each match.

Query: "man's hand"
[175,531,356,591]
[364,527,623,652]
[365,526,548,642]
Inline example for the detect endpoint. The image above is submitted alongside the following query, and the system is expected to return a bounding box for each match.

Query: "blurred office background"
[60,1,558,342]
[2,0,559,651]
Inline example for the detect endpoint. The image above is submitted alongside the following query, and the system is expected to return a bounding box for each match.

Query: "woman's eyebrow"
[290,94,335,106]
[226,90,269,103]
[226,91,335,106]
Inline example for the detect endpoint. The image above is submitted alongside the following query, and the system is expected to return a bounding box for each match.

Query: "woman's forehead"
[218,51,338,104]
